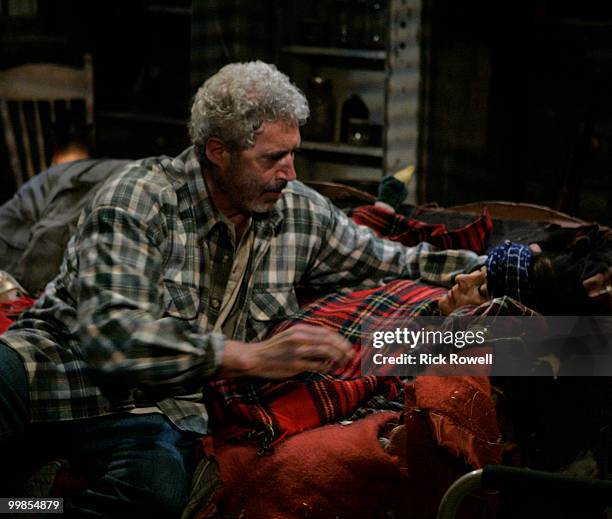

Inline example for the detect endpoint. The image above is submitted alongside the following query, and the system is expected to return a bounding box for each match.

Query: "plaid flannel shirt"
[1,147,481,434]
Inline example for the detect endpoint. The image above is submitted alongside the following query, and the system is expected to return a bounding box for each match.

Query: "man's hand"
[218,324,354,379]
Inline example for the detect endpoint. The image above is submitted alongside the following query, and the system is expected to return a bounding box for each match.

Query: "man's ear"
[205,137,230,168]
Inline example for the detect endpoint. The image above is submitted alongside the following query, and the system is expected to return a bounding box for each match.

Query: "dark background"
[1,0,611,223]
[420,0,612,224]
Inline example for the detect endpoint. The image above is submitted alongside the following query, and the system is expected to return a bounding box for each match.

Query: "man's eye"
[269,152,290,162]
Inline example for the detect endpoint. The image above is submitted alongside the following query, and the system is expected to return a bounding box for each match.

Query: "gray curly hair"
[189,61,309,168]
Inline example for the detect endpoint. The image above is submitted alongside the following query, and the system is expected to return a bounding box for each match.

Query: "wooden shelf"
[300,141,383,158]
[278,0,419,183]
[281,45,386,61]
[298,141,383,168]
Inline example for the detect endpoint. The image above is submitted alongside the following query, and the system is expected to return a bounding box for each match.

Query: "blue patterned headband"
[486,241,535,307]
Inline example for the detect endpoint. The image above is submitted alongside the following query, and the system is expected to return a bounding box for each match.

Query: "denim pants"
[0,343,197,519]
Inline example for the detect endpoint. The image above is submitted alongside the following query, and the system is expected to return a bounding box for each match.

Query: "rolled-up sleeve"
[305,199,483,288]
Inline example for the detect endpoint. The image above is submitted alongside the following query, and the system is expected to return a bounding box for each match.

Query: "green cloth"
[377,176,408,210]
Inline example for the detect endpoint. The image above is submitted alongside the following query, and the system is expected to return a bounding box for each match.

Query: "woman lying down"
[185,236,610,519]
[208,239,609,441]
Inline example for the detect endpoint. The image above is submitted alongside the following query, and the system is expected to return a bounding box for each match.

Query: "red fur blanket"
[195,375,502,519]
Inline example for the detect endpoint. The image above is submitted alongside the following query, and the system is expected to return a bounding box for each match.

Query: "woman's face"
[438,266,490,315]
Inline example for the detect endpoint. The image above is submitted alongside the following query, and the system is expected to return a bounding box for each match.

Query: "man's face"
[210,119,300,214]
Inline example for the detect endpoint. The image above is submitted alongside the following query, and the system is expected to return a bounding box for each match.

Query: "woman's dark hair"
[530,246,611,316]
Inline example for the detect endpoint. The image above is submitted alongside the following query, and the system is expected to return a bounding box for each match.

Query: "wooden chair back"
[444,200,588,226]
[0,54,94,188]
[304,180,377,208]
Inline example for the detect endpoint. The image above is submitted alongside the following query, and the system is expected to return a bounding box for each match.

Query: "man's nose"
[277,154,297,181]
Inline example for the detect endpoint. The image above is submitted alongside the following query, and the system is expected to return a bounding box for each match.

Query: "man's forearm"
[218,324,354,380]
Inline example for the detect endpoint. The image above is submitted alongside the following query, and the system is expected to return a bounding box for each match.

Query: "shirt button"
[211,298,220,309]
[222,254,230,263]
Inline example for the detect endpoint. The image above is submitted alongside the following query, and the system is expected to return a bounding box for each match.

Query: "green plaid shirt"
[1,147,481,434]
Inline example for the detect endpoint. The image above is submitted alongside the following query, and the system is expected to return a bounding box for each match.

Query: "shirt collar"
[253,204,284,237]
[164,147,284,242]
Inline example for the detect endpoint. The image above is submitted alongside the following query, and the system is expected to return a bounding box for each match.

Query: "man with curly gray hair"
[190,61,309,166]
[0,61,477,517]
[188,61,309,216]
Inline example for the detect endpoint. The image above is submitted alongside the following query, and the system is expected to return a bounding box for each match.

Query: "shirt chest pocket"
[162,281,200,321]
[249,287,300,324]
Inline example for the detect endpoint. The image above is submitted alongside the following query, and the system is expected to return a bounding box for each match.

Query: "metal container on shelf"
[340,93,369,144]
[347,118,371,146]
[303,76,336,142]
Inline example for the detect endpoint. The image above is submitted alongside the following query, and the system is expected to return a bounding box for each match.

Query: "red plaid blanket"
[206,279,447,448]
[351,205,492,252]
[0,295,36,334]
[206,206,493,449]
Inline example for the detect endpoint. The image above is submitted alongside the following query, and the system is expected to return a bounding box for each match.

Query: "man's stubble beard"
[212,157,288,214]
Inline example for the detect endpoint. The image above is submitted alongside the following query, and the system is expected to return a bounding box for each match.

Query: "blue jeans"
[0,343,196,519]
